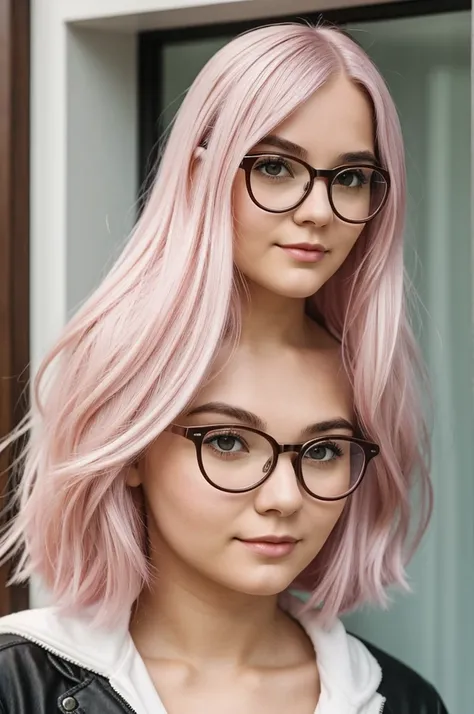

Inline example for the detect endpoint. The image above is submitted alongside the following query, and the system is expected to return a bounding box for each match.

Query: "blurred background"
[0,1,472,713]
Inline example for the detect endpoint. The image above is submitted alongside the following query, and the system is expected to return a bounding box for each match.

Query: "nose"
[253,454,304,517]
[292,178,333,227]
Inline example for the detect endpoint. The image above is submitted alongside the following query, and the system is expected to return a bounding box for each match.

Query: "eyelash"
[203,430,249,452]
[317,440,344,457]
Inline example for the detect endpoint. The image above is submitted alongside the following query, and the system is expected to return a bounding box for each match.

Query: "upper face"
[232,73,376,299]
[131,344,355,598]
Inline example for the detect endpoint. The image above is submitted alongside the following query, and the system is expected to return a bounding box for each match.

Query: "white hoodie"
[0,594,385,714]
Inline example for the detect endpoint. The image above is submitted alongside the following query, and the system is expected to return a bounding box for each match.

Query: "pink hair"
[0,23,431,625]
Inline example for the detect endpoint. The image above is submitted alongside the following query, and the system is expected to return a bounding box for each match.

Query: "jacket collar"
[0,604,129,677]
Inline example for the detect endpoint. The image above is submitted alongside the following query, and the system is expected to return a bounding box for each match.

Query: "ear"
[125,462,142,488]
[190,145,205,184]
[193,145,205,160]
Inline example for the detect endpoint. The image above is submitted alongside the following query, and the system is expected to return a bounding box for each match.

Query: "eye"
[253,156,294,179]
[304,441,344,463]
[203,431,249,455]
[334,168,369,189]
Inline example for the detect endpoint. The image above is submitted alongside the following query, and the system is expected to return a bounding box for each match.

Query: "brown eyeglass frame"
[168,424,380,501]
[239,153,391,224]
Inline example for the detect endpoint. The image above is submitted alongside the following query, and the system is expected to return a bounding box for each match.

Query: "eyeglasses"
[168,424,379,501]
[239,153,390,224]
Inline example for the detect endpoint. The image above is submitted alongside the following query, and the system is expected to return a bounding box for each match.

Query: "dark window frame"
[138,0,471,191]
[0,0,30,616]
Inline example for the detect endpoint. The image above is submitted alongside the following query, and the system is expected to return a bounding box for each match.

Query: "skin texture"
[128,74,375,714]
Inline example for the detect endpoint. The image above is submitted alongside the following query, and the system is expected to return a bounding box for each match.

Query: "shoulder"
[358,637,449,714]
[0,609,90,713]
[0,628,81,678]
[0,632,88,714]
[0,631,54,676]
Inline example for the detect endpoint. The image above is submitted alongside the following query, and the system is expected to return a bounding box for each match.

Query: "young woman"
[0,22,445,713]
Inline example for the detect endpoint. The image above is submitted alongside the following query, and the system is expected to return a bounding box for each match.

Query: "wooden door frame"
[0,0,30,615]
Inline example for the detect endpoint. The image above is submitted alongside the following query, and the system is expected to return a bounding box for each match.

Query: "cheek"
[232,176,278,266]
[141,443,239,553]
[303,499,346,554]
[322,223,366,282]
[336,223,366,255]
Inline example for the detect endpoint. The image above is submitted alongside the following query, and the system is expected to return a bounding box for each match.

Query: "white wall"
[66,29,137,314]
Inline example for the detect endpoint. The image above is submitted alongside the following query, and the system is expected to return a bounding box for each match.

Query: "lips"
[277,243,327,264]
[239,536,298,544]
[278,243,326,252]
[237,536,300,557]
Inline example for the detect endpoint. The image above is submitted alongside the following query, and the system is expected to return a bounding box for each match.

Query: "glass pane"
[162,37,231,130]
[342,13,472,714]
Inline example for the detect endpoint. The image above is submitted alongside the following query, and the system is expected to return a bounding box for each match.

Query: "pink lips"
[278,243,327,263]
[237,535,299,558]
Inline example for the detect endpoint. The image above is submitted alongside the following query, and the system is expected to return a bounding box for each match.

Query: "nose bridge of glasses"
[300,173,332,212]
[309,167,333,183]
[265,445,301,485]
[277,443,304,455]
[273,444,303,475]
[301,164,331,191]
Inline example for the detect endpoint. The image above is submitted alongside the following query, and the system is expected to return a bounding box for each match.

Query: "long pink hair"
[0,23,431,625]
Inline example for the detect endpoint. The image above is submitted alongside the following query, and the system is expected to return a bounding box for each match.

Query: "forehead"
[267,73,375,164]
[191,346,353,436]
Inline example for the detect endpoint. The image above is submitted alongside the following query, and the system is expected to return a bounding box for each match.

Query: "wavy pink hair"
[0,23,431,625]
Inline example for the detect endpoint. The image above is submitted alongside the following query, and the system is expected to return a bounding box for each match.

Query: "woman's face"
[130,345,354,598]
[232,73,376,299]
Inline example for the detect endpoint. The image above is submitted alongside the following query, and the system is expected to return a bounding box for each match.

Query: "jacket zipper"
[0,629,137,713]
[2,628,388,714]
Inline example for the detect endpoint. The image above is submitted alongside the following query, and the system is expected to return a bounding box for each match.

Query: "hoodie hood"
[281,594,384,713]
[0,595,384,714]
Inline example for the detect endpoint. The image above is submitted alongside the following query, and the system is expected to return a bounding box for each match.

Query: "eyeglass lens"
[200,427,366,498]
[249,155,388,221]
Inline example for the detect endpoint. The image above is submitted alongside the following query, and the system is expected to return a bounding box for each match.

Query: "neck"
[238,280,321,349]
[130,547,283,667]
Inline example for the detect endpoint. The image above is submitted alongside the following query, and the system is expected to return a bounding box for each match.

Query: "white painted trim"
[63,0,412,31]
[66,29,137,314]
[30,2,68,376]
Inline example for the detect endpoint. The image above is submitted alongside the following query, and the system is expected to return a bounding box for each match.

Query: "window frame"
[137,0,471,191]
[0,0,30,616]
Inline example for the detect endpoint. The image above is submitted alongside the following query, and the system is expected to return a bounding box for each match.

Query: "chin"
[228,570,298,597]
[270,278,330,299]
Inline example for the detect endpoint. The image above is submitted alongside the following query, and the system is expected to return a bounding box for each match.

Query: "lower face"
[232,74,375,299]
[135,344,352,599]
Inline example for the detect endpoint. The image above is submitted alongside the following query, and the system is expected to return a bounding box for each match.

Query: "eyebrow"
[186,402,355,438]
[256,134,378,167]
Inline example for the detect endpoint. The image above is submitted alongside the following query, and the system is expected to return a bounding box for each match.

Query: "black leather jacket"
[0,632,448,714]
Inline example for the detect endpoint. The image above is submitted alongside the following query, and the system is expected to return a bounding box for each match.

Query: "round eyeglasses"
[239,153,390,224]
[168,424,379,501]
